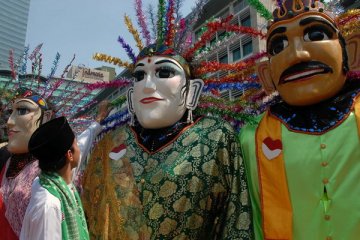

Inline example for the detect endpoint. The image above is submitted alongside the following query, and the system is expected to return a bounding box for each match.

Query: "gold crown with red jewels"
[268,0,335,28]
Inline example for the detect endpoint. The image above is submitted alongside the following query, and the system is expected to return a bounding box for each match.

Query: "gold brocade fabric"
[82,117,252,239]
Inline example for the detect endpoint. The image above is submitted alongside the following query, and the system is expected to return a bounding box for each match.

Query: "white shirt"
[19,177,62,240]
[73,121,102,180]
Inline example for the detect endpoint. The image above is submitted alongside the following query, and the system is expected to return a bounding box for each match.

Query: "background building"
[340,0,360,10]
[192,0,273,100]
[0,0,31,69]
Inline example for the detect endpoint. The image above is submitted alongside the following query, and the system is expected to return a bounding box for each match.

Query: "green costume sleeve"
[238,115,263,240]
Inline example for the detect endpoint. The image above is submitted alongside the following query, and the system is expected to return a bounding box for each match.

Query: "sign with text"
[67,66,110,83]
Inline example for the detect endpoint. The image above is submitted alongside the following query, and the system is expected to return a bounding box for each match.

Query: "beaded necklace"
[270,80,360,134]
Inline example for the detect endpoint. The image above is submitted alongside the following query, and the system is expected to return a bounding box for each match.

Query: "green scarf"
[39,172,89,240]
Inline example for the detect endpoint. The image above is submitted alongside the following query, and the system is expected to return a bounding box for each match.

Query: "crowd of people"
[0,0,359,239]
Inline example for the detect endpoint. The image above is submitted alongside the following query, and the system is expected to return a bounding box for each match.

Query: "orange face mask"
[266,12,346,106]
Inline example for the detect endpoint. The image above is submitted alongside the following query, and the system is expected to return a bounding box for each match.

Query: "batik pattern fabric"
[82,116,252,240]
[0,157,40,236]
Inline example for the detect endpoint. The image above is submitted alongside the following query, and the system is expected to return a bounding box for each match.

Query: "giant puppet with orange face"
[239,0,360,239]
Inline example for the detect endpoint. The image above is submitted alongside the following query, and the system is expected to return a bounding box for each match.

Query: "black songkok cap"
[28,116,75,171]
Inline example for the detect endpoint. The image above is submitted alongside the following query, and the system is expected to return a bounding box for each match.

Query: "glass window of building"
[241,16,251,27]
[242,40,253,56]
[232,47,241,62]
[233,0,246,13]
[219,54,228,64]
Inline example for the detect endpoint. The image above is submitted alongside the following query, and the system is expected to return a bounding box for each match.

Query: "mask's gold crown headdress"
[268,0,335,29]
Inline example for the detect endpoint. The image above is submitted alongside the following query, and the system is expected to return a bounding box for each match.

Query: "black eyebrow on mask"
[299,17,337,32]
[155,59,181,68]
[134,63,145,68]
[267,27,287,42]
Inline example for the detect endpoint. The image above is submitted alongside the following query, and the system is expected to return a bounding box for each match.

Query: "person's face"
[132,56,188,128]
[70,139,80,168]
[7,98,42,154]
[267,13,346,106]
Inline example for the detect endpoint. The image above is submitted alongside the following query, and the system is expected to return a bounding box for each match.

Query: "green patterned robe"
[82,116,252,239]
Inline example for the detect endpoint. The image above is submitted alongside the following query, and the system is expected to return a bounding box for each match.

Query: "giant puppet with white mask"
[239,0,360,239]
[0,49,106,240]
[0,88,53,239]
[81,0,253,239]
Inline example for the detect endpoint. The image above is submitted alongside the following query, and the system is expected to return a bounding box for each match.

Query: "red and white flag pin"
[262,137,283,160]
[109,144,127,161]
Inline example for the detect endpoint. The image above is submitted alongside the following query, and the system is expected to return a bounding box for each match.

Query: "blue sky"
[26,0,193,76]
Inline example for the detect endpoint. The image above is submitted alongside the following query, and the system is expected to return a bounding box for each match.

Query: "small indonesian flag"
[262,137,282,160]
[109,144,127,161]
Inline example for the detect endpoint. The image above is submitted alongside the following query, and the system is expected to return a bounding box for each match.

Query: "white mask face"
[7,98,42,154]
[132,56,188,129]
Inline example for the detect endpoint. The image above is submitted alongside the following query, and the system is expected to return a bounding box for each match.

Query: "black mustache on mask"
[279,61,333,84]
